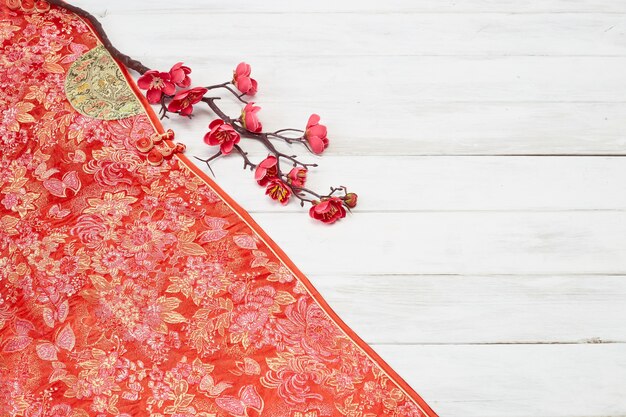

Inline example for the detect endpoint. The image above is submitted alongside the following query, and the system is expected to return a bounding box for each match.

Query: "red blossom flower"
[232,62,258,96]
[265,179,291,205]
[254,156,278,186]
[241,102,262,133]
[287,167,307,187]
[137,70,176,104]
[305,114,329,154]
[344,192,358,208]
[169,62,192,88]
[167,87,208,116]
[309,197,346,224]
[204,119,240,155]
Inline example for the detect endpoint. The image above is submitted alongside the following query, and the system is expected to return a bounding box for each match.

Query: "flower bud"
[344,193,358,208]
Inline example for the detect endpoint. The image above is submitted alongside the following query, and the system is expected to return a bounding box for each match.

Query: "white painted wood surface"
[73,1,626,416]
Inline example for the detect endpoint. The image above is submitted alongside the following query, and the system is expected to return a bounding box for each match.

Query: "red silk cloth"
[0,3,437,417]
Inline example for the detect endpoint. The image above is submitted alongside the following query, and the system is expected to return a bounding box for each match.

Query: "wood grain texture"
[184,102,626,156]
[118,56,626,155]
[77,0,626,14]
[312,275,626,344]
[72,0,626,415]
[93,13,626,57]
[374,344,626,417]
[252,211,626,275]
[190,156,626,211]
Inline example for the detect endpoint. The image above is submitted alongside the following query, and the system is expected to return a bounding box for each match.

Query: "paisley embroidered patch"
[65,45,142,120]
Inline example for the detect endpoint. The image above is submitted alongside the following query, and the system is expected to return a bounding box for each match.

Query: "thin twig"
[48,0,355,214]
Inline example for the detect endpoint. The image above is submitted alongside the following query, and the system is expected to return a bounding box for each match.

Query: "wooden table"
[74,1,626,415]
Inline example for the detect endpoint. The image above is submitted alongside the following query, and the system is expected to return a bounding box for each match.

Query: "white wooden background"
[73,1,626,416]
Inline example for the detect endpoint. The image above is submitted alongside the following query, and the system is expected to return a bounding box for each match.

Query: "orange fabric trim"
[77,12,439,417]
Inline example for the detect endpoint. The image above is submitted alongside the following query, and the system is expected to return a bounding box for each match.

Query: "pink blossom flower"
[137,70,176,104]
[304,114,329,154]
[241,102,262,133]
[265,179,291,205]
[232,62,258,95]
[167,87,208,116]
[1,192,18,210]
[309,197,346,224]
[254,156,278,186]
[287,167,307,187]
[169,62,192,88]
[204,119,240,155]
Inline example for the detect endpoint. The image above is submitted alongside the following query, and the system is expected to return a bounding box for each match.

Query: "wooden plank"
[75,0,626,14]
[166,100,626,155]
[95,13,626,57]
[210,102,626,156]
[311,275,626,344]
[119,52,626,155]
[184,156,626,212]
[117,55,626,104]
[166,56,626,103]
[78,5,626,155]
[373,343,626,417]
[249,211,626,275]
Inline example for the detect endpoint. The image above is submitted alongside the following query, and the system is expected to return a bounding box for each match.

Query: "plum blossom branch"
[47,0,357,224]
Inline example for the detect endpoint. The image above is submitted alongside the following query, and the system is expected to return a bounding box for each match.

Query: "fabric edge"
[67,6,439,416]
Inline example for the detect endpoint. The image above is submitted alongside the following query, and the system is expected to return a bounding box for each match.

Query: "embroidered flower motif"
[120,211,176,261]
[3,101,35,132]
[276,297,340,358]
[83,191,138,223]
[261,352,326,405]
[232,62,258,96]
[290,410,320,417]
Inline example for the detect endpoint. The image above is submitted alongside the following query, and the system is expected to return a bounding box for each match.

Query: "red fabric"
[0,3,438,417]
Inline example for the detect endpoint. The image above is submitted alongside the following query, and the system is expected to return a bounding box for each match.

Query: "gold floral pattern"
[0,2,436,417]
[65,45,143,120]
